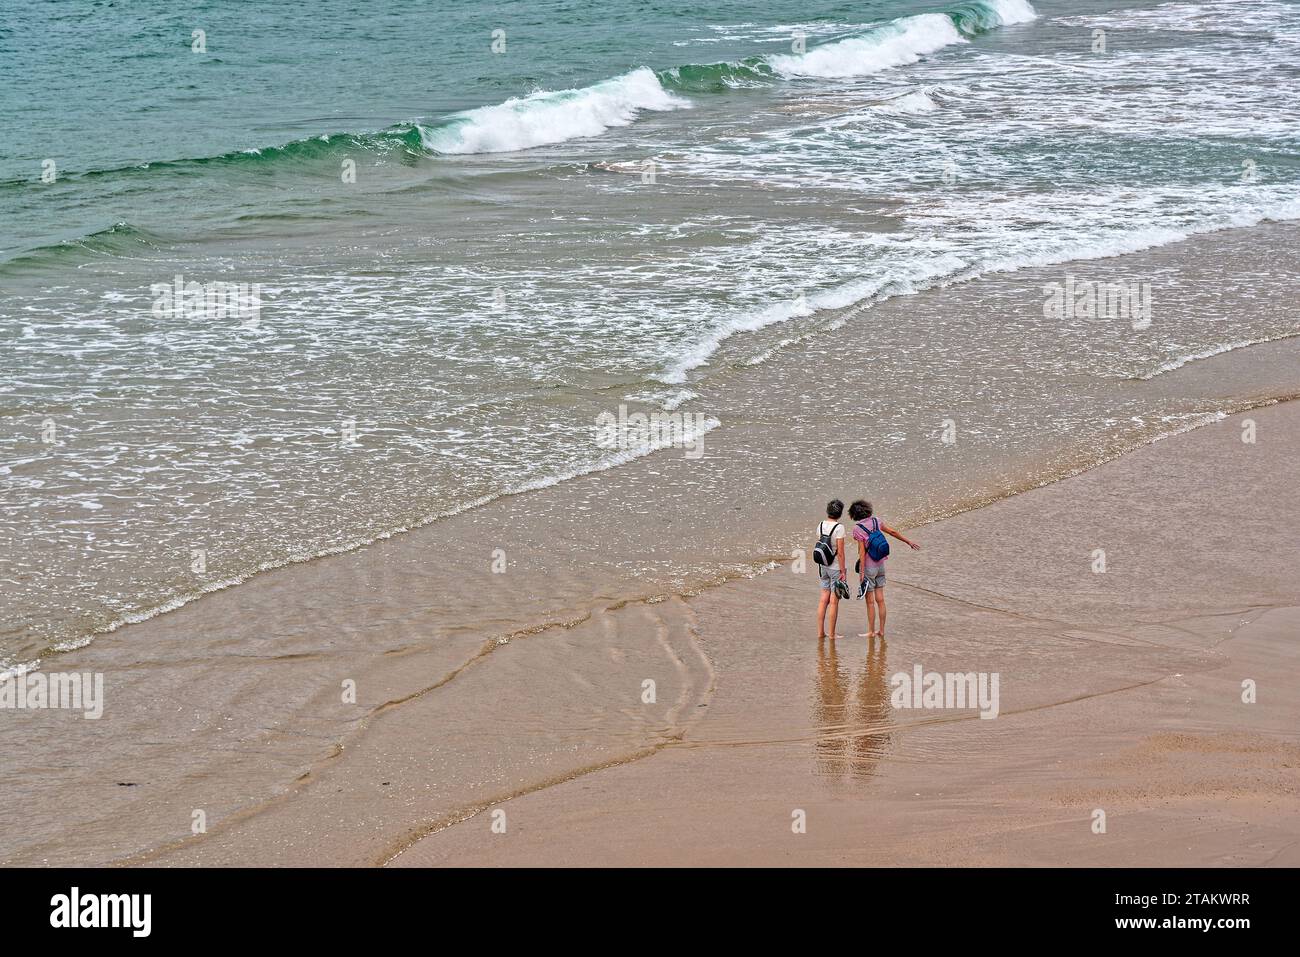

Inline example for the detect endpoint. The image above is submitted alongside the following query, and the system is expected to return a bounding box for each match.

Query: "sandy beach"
[45,397,1300,869]
[385,400,1300,867]
[3,216,1300,867]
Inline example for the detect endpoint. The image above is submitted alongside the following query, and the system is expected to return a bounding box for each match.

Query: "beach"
[390,400,1300,867]
[4,224,1298,866]
[3,0,1300,869]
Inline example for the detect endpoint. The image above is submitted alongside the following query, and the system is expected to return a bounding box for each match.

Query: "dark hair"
[826,499,844,519]
[849,499,873,521]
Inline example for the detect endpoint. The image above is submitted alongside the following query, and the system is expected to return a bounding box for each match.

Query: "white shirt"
[818,520,845,543]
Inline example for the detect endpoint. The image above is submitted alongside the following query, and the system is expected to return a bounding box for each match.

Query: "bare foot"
[816,633,827,640]
[830,633,845,640]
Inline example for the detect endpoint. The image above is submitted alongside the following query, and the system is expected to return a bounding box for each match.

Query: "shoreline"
[3,222,1300,866]
[110,397,1300,867]
[12,384,1289,687]
[10,215,1300,675]
[390,400,1300,867]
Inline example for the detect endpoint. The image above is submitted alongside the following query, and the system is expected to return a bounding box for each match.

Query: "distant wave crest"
[417,68,690,155]
[1,221,163,272]
[766,0,1036,79]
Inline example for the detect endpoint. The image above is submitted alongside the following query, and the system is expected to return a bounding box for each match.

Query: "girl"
[849,499,920,638]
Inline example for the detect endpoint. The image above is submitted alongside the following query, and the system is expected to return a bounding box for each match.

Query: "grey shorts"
[860,569,886,593]
[818,564,843,591]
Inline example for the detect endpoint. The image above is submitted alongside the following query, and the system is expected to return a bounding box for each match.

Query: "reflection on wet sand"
[813,636,893,784]
[813,638,851,779]
[853,637,892,778]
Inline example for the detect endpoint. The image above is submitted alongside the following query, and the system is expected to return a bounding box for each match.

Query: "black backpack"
[812,522,840,566]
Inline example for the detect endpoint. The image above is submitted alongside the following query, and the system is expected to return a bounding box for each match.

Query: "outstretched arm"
[882,523,920,551]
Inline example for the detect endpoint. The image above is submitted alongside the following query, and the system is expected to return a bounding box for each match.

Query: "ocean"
[2,0,1299,677]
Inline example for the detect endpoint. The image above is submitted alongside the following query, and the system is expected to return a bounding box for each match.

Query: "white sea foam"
[989,0,1039,26]
[768,14,966,79]
[873,89,941,114]
[661,253,969,383]
[1137,333,1300,380]
[657,191,1300,385]
[419,68,690,154]
[767,1,1035,79]
[1055,0,1287,35]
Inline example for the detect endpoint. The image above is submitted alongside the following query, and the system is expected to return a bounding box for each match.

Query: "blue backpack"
[858,518,890,563]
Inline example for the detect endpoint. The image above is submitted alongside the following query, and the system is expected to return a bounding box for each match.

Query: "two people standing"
[813,498,920,640]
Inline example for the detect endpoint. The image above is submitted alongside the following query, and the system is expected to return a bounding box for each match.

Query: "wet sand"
[391,400,1300,866]
[4,224,1299,867]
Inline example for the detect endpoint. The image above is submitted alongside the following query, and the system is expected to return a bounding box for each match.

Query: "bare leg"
[876,589,887,638]
[828,591,841,639]
[866,591,877,637]
[817,588,830,638]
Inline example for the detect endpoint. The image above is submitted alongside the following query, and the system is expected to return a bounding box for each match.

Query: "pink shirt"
[852,518,888,570]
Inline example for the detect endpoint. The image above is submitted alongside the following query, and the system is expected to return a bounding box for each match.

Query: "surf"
[417,68,690,155]
[767,0,1036,78]
[2,0,1038,191]
[0,221,164,273]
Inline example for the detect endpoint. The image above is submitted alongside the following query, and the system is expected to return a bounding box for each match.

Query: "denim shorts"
[859,569,886,594]
[818,563,843,591]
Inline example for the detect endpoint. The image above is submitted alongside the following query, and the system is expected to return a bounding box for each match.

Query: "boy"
[849,499,920,639]
[814,499,848,640]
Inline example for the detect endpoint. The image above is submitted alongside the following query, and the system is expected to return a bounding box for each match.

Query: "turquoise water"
[3,0,1027,260]
[2,0,1299,666]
